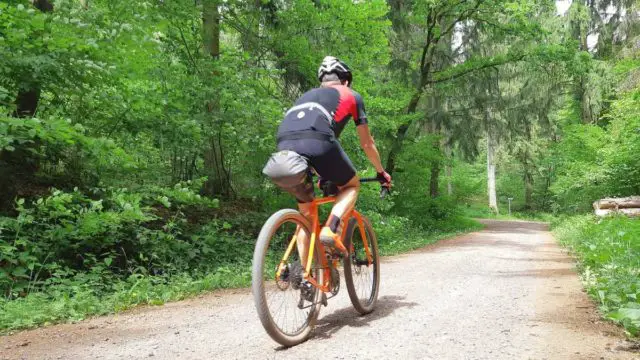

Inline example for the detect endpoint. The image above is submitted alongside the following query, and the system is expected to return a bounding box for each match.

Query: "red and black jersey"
[277,85,368,141]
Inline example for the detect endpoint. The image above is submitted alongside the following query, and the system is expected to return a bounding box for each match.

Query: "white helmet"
[317,56,352,85]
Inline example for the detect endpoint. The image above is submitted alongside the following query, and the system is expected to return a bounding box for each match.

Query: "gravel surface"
[2,219,638,360]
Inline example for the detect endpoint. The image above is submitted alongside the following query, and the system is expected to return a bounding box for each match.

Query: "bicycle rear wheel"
[252,209,323,346]
[343,216,380,314]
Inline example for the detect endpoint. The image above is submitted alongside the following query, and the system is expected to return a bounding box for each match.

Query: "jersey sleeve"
[353,91,368,126]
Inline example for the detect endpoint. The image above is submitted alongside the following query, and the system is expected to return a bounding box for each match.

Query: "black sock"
[327,214,340,233]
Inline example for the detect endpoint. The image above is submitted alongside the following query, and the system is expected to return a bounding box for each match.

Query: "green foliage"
[601,90,640,195]
[549,122,608,211]
[0,115,136,184]
[0,266,251,332]
[0,184,226,299]
[553,216,640,336]
[391,136,456,227]
[550,88,640,212]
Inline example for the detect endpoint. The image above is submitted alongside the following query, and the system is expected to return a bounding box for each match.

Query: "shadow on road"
[481,228,544,235]
[491,256,576,264]
[427,235,542,253]
[494,267,577,278]
[311,295,418,341]
[275,295,418,350]
[478,220,549,233]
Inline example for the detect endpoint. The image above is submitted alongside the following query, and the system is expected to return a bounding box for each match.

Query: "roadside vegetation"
[553,216,640,336]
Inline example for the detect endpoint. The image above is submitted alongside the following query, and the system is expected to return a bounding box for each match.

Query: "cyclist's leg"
[275,140,317,264]
[310,141,358,253]
[288,183,314,265]
[296,201,313,265]
[331,175,360,222]
[318,175,359,254]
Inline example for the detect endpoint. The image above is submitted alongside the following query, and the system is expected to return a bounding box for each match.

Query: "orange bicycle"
[252,178,385,346]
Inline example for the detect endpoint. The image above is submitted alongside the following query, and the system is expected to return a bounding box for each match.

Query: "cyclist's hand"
[376,171,392,188]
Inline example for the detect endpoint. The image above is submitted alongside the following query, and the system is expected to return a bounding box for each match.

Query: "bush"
[0,116,137,211]
[550,89,640,212]
[553,215,640,336]
[0,184,229,299]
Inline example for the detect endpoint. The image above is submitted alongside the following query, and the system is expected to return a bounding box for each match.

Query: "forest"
[1,0,639,336]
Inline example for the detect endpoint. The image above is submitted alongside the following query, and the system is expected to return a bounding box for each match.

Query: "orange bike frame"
[275,196,373,293]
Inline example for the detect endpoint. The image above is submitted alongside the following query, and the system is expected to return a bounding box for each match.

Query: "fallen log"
[593,196,640,210]
[594,208,640,217]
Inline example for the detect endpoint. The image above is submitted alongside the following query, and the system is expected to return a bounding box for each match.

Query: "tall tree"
[384,0,543,176]
[201,0,233,197]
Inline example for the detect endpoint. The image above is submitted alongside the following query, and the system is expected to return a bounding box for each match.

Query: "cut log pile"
[593,196,640,217]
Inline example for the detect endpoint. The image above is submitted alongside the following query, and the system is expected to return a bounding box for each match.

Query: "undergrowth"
[553,215,640,337]
[0,264,250,332]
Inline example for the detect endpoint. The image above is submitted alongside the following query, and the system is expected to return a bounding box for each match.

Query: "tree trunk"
[523,120,534,210]
[522,119,534,210]
[593,197,640,210]
[595,208,640,217]
[428,114,441,198]
[201,0,232,198]
[486,114,498,214]
[523,158,533,210]
[446,166,452,196]
[203,0,220,59]
[576,75,594,124]
[429,164,440,198]
[13,0,53,118]
[1,0,53,211]
[442,99,452,197]
[445,141,453,196]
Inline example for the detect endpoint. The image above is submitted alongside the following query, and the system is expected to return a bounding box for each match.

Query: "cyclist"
[266,56,391,259]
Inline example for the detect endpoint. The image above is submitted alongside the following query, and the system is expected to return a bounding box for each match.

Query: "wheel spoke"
[344,219,379,314]
[253,213,322,344]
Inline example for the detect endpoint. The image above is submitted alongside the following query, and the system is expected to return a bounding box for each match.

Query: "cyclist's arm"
[351,91,386,174]
[356,124,385,173]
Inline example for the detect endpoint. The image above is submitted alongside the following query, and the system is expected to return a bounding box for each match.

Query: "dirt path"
[2,220,638,360]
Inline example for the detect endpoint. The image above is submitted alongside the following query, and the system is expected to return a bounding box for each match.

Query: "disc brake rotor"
[276,263,290,290]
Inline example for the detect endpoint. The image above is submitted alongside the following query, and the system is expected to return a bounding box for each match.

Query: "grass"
[0,214,482,334]
[1,264,251,334]
[552,215,640,337]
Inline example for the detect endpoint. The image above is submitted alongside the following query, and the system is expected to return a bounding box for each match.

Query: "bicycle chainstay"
[296,254,342,309]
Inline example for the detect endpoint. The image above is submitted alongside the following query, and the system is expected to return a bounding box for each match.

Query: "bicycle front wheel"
[343,215,380,314]
[252,209,323,347]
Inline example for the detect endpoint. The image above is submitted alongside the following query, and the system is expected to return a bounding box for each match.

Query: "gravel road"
[2,219,638,360]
